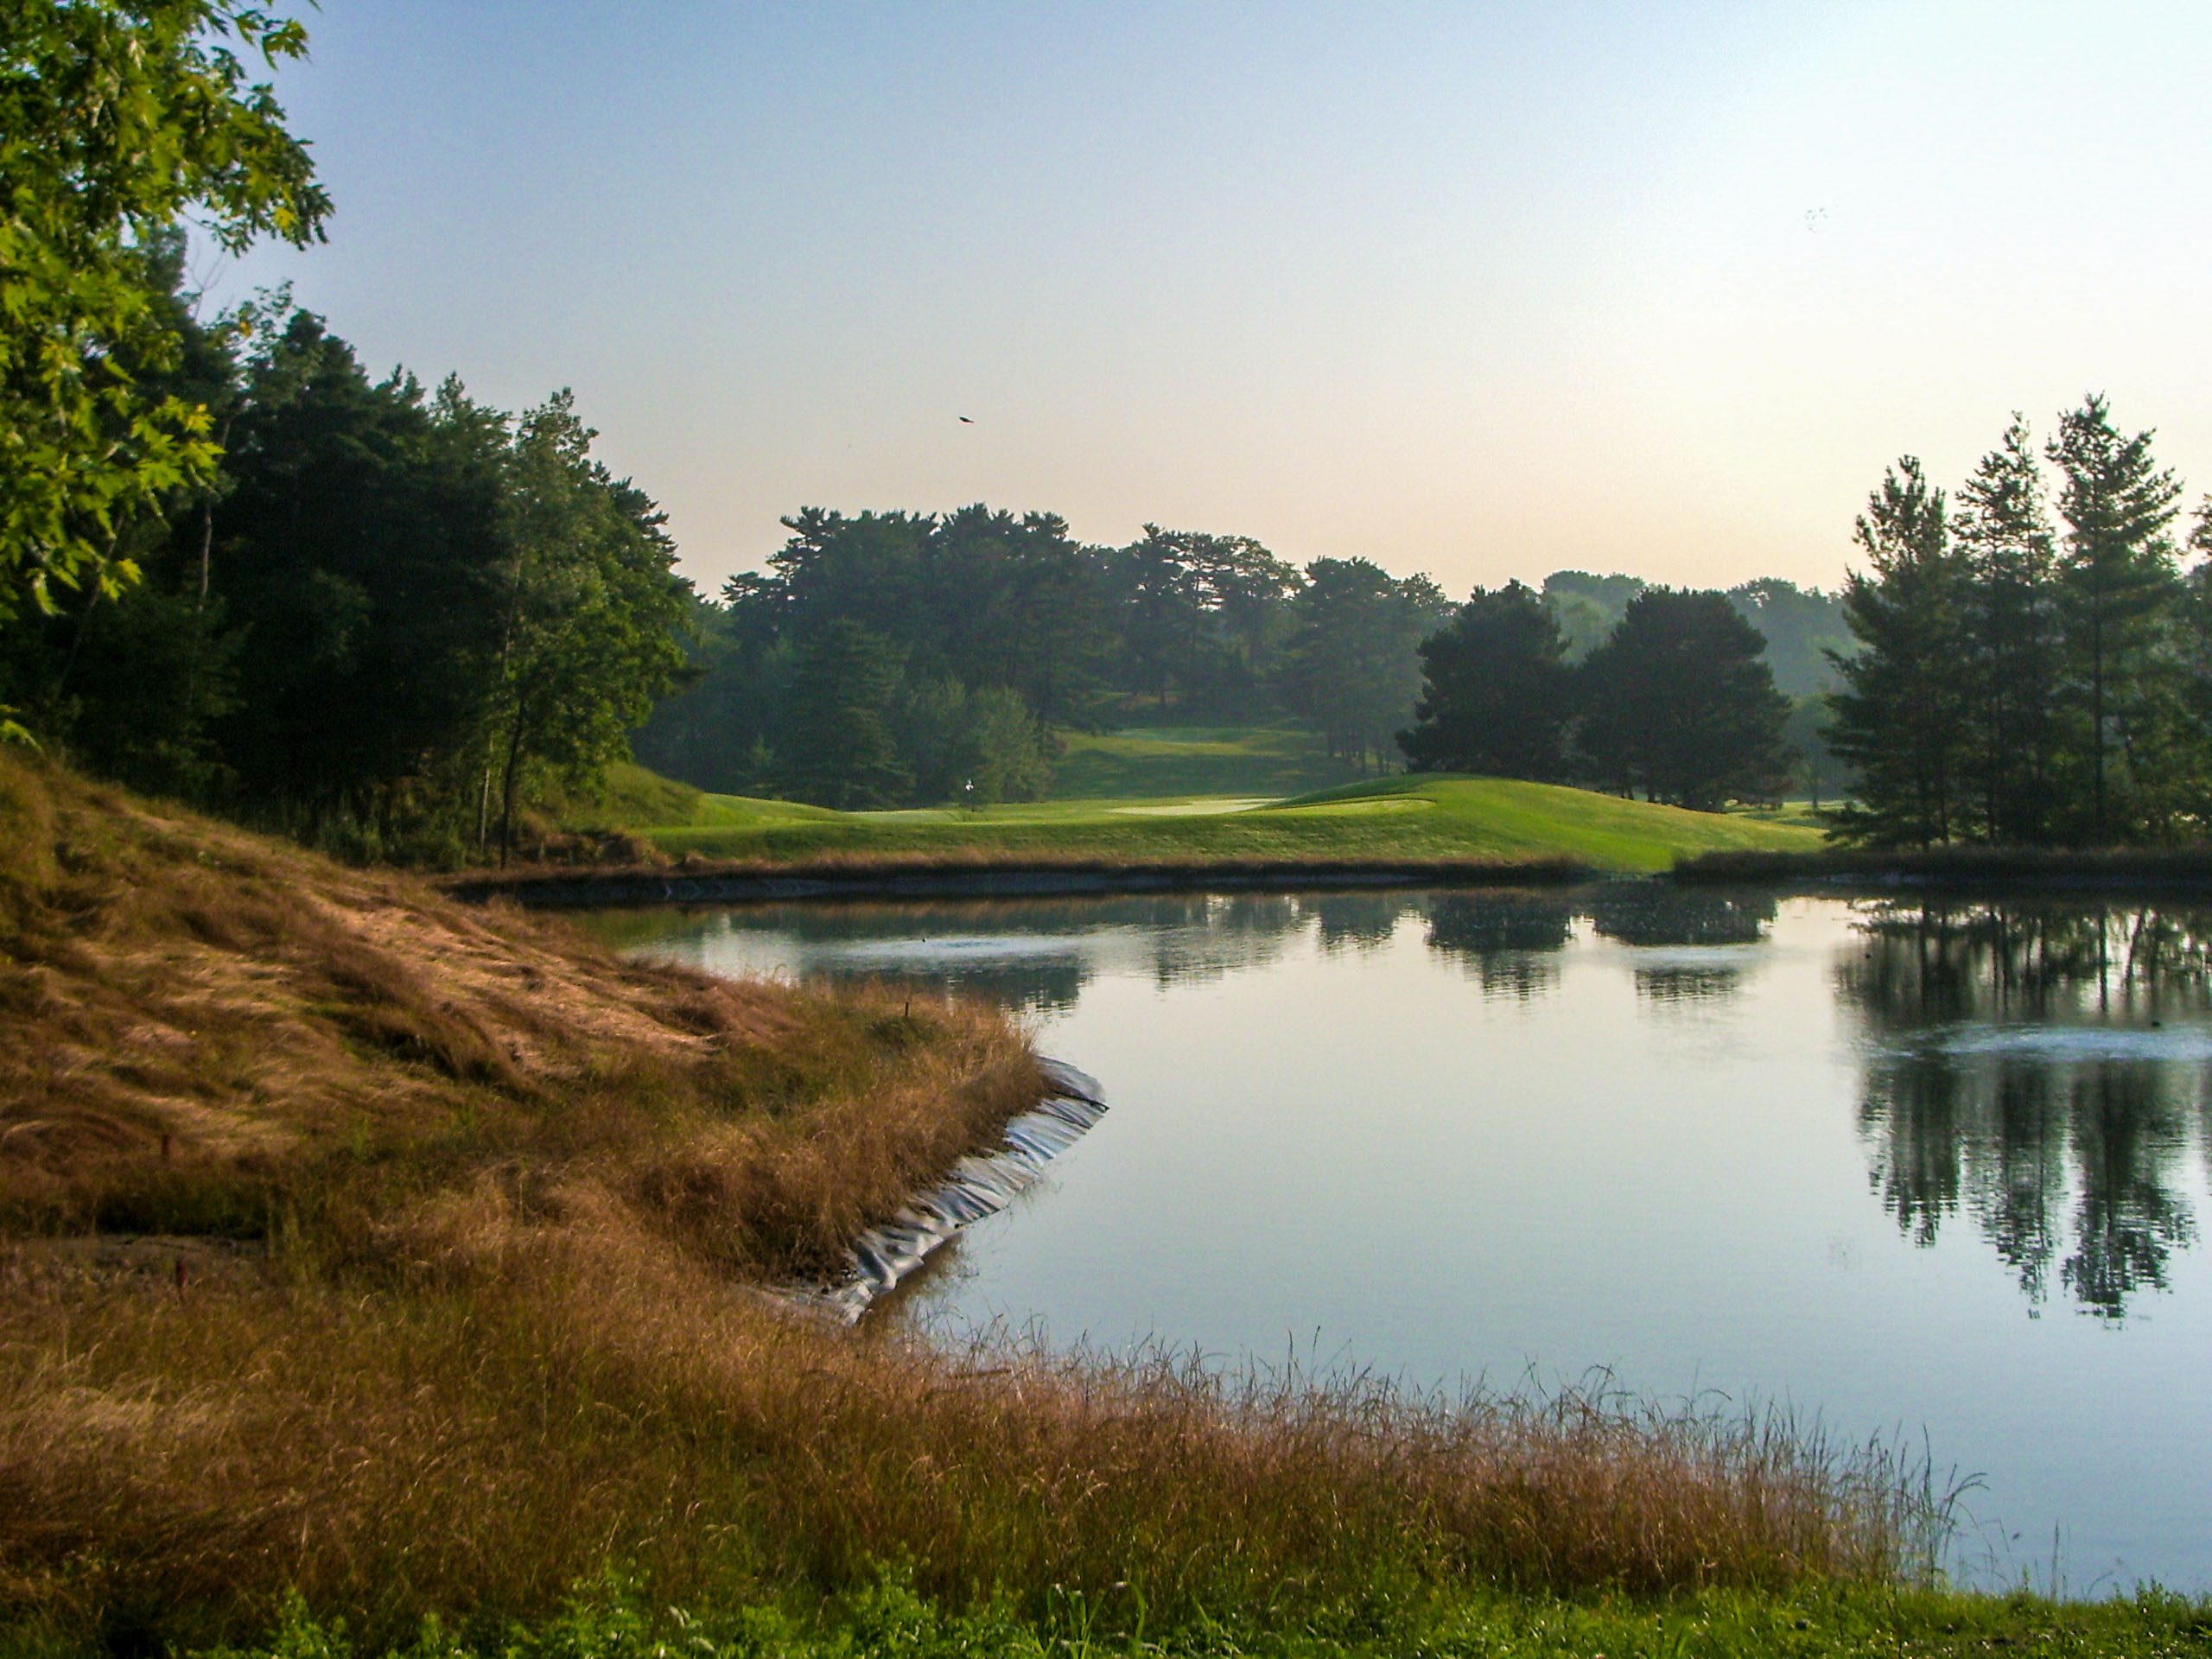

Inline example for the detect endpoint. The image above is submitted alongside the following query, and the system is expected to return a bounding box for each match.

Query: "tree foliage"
[1832,397,2208,848]
[1400,581,1573,779]
[2047,396,2182,841]
[1577,589,1789,809]
[1279,558,1451,772]
[3,279,691,862]
[481,392,690,860]
[1,0,328,623]
[647,508,1455,806]
[1827,458,1972,846]
[779,619,910,810]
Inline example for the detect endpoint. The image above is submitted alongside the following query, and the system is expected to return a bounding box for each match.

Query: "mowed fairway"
[626,773,1823,873]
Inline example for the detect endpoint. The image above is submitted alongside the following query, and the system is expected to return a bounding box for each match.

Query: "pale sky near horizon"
[213,1,2212,600]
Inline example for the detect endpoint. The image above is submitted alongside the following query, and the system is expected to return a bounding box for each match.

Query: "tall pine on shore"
[1830,397,2208,849]
[1827,459,1973,847]
[1953,416,2059,843]
[2046,397,2182,842]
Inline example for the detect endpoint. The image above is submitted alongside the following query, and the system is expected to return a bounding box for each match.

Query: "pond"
[580,887,2212,1593]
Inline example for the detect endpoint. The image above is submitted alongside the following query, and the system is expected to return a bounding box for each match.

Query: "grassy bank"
[3,752,2196,1657]
[582,774,1824,876]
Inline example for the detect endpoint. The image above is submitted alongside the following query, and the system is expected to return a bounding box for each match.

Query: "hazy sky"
[215,1,2212,599]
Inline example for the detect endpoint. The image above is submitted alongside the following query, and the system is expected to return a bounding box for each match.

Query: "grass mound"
[598,772,1823,874]
[0,748,1035,1268]
[1265,775,1827,870]
[0,750,1954,1655]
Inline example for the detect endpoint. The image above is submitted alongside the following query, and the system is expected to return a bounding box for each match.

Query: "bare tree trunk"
[498,697,528,869]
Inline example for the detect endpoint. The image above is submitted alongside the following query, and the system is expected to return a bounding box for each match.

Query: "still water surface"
[583,887,2212,1592]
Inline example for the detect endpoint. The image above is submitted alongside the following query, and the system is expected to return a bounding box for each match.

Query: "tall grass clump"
[0,1204,1959,1651]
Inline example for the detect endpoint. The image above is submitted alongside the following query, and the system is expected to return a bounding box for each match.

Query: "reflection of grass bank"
[594,775,1823,877]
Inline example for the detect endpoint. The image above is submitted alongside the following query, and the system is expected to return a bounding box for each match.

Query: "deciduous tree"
[1,0,327,625]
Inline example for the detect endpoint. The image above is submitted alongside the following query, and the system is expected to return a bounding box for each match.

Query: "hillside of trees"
[0,252,690,864]
[634,517,1455,804]
[637,529,1854,810]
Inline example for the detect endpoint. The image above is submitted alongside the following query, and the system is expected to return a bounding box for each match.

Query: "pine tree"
[1953,416,2059,842]
[1399,581,1573,779]
[2047,397,2182,842]
[1827,458,1973,846]
[779,619,911,809]
[1576,588,1789,810]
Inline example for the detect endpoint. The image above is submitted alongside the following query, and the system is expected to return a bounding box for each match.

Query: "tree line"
[3,3,693,862]
[1396,582,1795,810]
[0,250,690,861]
[1830,397,2212,847]
[641,521,1856,811]
[636,513,1455,807]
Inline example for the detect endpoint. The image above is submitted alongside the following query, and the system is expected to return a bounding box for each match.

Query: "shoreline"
[449,845,2212,910]
[813,1058,1106,1321]
[1674,845,2212,891]
[445,854,1598,908]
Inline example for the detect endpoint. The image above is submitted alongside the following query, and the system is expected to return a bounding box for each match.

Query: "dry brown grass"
[0,750,1948,1651]
[0,1199,1944,1653]
[0,748,1038,1258]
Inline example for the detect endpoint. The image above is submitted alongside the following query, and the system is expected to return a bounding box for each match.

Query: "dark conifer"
[1827,459,1972,846]
[1578,588,1789,810]
[2047,397,2183,842]
[1399,581,1573,779]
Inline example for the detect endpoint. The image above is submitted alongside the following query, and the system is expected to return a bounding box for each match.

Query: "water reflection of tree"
[2064,1068,2198,1315]
[1588,887,1777,1005]
[1148,893,1305,990]
[1844,899,2209,1317]
[1633,965,1745,1003]
[1300,893,1409,955]
[1587,886,1777,947]
[1841,900,2212,1029]
[1421,892,1574,999]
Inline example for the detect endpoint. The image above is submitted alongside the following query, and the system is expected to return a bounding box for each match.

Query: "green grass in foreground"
[151,1572,2212,1659]
[625,773,1823,874]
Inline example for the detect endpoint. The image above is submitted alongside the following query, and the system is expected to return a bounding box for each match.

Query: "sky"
[213,0,2212,600]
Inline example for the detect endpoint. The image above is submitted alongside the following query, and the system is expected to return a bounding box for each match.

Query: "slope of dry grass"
[0,751,1949,1655]
[0,749,1038,1271]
